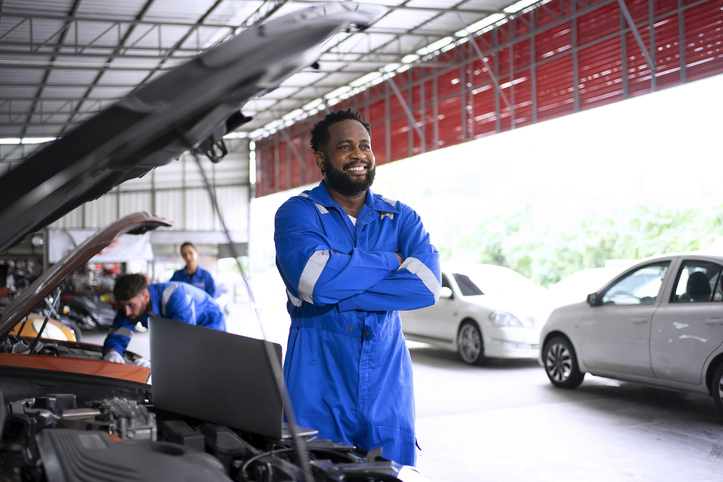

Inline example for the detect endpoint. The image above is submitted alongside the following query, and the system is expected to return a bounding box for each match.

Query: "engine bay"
[1,377,413,482]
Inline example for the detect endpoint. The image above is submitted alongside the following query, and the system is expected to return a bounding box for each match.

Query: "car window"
[452,273,484,296]
[670,261,722,303]
[601,262,669,306]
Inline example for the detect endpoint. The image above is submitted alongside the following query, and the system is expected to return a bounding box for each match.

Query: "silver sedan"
[540,252,723,414]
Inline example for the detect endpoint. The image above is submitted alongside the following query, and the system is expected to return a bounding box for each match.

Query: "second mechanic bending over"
[102,273,226,366]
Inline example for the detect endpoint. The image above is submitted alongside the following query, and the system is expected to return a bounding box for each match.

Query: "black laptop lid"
[149,316,284,438]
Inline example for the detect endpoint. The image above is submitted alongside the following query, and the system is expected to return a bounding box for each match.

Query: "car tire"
[712,363,723,415]
[457,320,487,366]
[543,336,584,388]
[61,319,83,342]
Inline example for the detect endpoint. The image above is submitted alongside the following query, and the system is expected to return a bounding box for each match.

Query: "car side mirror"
[439,287,453,299]
[586,292,598,306]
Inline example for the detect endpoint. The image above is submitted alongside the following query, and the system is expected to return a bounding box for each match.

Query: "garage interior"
[2,0,723,480]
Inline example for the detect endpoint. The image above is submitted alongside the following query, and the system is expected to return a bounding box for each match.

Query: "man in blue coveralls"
[102,273,226,366]
[274,108,441,466]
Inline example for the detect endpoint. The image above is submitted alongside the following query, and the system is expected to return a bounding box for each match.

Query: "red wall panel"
[537,56,575,121]
[578,37,624,109]
[255,0,723,197]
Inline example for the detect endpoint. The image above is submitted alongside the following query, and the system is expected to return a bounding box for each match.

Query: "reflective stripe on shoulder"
[399,257,442,301]
[299,192,309,198]
[108,327,134,338]
[162,284,179,316]
[381,212,394,220]
[287,289,302,307]
[315,203,329,214]
[382,196,397,206]
[298,250,330,303]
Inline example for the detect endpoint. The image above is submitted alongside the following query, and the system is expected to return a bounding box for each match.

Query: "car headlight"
[488,311,523,328]
[32,318,69,341]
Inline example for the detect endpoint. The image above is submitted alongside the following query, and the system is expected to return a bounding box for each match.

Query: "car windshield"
[452,266,542,297]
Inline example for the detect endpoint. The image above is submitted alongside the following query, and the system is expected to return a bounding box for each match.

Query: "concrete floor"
[84,304,723,482]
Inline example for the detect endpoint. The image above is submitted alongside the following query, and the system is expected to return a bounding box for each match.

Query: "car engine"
[0,341,422,482]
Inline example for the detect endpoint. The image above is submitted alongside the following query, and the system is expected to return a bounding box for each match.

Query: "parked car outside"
[540,253,723,414]
[401,263,552,365]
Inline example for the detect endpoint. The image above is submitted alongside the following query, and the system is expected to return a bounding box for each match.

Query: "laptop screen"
[148,316,286,438]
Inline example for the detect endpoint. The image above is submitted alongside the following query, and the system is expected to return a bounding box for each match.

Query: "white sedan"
[401,264,551,365]
[540,253,723,414]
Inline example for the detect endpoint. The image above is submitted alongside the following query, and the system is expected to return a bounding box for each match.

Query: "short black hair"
[180,242,196,252]
[113,273,149,301]
[310,108,371,152]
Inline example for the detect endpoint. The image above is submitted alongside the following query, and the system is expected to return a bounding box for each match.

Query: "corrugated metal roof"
[0,0,534,157]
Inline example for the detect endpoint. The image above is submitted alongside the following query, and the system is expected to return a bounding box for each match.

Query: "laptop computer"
[148,315,317,439]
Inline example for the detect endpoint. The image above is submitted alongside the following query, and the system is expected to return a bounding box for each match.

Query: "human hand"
[395,252,404,266]
[133,357,151,368]
[103,350,125,364]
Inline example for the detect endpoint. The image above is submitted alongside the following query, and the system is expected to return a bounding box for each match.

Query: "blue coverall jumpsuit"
[170,267,217,298]
[274,181,441,466]
[103,282,226,356]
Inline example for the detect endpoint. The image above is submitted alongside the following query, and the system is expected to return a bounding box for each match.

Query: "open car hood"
[0,212,172,335]
[0,2,386,254]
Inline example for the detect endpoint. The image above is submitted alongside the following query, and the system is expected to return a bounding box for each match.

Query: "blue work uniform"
[103,282,226,356]
[170,267,216,298]
[274,181,441,467]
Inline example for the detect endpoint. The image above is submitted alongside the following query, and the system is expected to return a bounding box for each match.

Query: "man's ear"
[142,289,151,306]
[314,151,324,172]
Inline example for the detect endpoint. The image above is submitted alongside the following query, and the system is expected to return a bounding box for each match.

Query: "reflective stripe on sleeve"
[161,284,179,316]
[298,250,330,303]
[287,289,302,307]
[108,327,134,338]
[399,257,442,301]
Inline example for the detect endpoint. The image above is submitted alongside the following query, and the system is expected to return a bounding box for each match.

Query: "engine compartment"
[0,366,415,482]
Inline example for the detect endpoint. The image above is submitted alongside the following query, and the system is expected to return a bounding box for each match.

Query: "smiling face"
[316,119,376,197]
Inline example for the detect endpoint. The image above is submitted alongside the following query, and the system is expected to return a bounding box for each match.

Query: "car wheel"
[61,319,83,342]
[457,321,487,366]
[543,336,584,388]
[712,363,723,415]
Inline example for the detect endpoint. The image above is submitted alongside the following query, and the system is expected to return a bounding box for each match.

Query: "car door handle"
[705,318,723,326]
[630,317,648,324]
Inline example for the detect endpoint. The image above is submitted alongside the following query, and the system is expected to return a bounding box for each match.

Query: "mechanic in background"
[102,273,226,366]
[170,242,217,298]
[274,108,441,466]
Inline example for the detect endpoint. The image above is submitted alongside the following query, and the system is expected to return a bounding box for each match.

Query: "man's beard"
[323,159,376,196]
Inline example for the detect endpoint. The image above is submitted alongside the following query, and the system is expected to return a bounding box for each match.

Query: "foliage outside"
[441,204,723,288]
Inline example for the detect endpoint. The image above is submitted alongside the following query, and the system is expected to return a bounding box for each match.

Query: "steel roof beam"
[20,0,84,138]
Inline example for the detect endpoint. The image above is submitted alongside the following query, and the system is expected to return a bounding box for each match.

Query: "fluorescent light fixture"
[350,71,383,87]
[455,13,506,36]
[504,0,543,14]
[282,109,304,121]
[0,137,57,145]
[324,85,351,99]
[402,54,420,64]
[303,98,323,110]
[417,36,453,56]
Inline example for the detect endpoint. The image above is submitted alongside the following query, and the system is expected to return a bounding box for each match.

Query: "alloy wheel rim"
[546,343,572,382]
[459,325,480,362]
